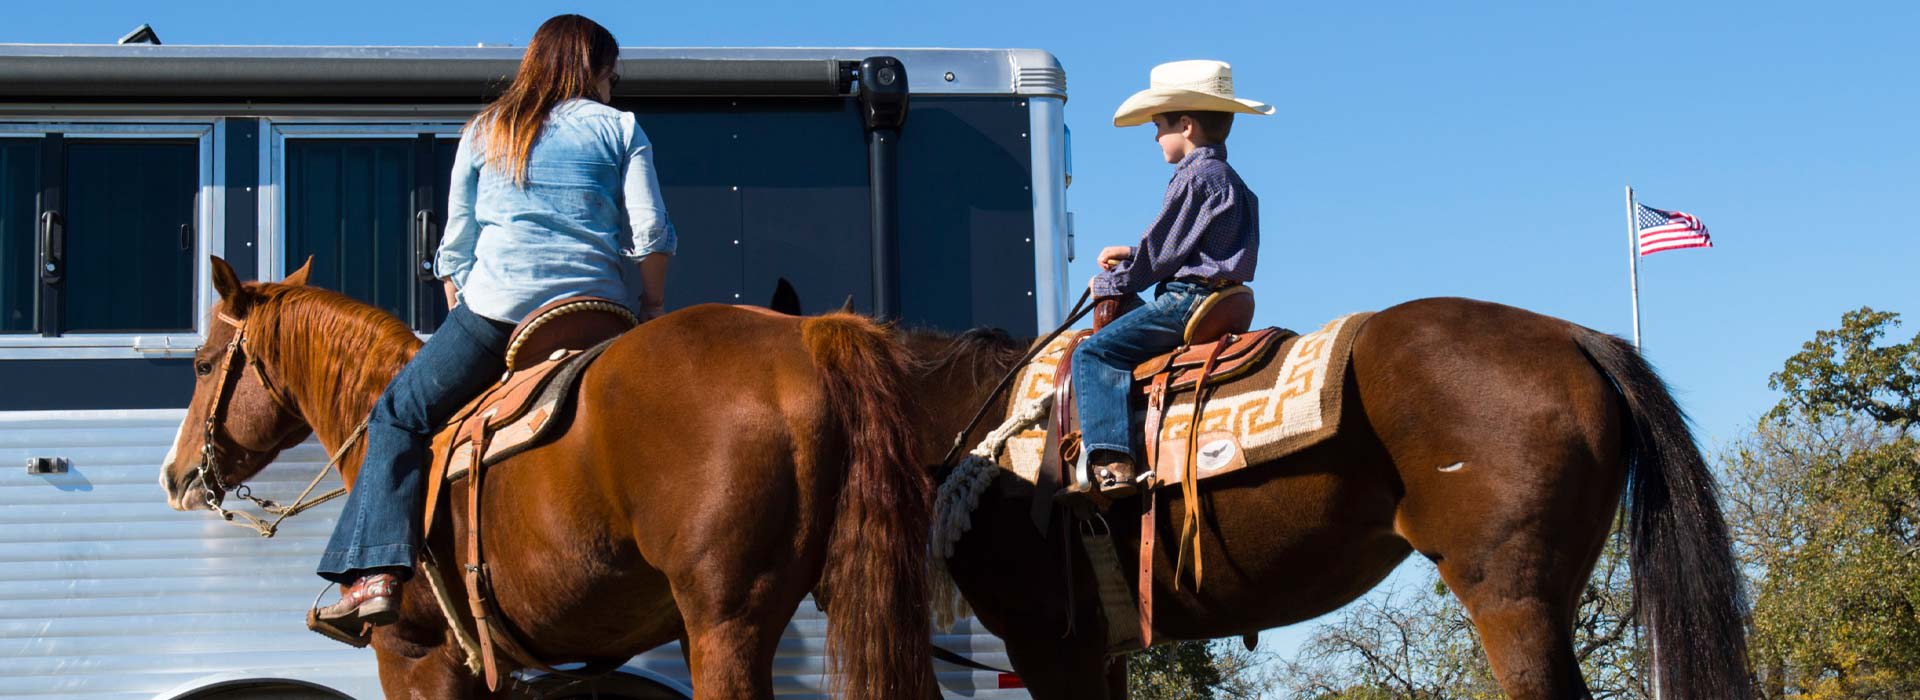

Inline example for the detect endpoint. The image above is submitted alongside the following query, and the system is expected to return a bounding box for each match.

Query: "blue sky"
[14,0,1918,679]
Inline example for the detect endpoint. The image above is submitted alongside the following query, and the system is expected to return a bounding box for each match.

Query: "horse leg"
[1002,633,1113,700]
[1404,453,1613,699]
[1405,456,1612,699]
[679,614,785,700]
[1434,551,1591,700]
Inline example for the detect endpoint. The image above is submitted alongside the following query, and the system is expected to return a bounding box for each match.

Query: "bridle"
[193,310,364,537]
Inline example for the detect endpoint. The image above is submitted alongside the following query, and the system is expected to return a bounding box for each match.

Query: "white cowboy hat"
[1112,59,1275,127]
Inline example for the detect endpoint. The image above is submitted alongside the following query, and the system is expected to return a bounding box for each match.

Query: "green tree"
[1724,307,1920,699]
[1127,639,1276,700]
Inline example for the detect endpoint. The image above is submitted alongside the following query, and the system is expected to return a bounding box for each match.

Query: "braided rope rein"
[929,391,1054,630]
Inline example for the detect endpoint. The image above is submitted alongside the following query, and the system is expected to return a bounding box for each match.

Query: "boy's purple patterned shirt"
[1092,144,1258,298]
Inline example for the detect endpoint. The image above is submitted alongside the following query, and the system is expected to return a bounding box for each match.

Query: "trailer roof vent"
[118,24,162,46]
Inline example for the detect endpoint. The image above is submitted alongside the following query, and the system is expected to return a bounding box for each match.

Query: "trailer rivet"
[944,72,956,82]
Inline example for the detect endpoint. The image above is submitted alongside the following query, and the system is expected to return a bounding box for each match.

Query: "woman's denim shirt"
[435,98,677,323]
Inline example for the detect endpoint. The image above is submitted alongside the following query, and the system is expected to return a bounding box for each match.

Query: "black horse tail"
[1575,328,1751,699]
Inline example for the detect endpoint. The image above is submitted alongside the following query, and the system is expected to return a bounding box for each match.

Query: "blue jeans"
[1072,281,1210,463]
[316,304,512,584]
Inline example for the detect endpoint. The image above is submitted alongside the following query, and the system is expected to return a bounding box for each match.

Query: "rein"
[195,310,363,538]
[939,289,1094,468]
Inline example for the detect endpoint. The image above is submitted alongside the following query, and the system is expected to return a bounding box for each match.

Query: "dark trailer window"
[0,139,35,333]
[626,95,1037,333]
[283,136,454,332]
[0,136,198,336]
[63,140,198,333]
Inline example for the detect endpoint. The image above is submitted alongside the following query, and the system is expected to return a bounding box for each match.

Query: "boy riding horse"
[1065,59,1271,502]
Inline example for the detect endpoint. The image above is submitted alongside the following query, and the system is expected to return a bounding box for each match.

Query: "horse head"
[160,255,317,511]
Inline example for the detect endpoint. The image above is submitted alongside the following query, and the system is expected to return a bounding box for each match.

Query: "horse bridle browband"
[194,310,363,538]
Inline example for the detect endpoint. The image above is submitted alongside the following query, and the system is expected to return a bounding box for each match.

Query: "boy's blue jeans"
[316,304,512,584]
[1072,280,1211,464]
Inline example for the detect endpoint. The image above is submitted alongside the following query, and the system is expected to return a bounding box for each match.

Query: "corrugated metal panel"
[0,409,1028,700]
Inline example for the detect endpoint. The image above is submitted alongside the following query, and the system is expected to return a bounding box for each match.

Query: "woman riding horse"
[314,14,674,629]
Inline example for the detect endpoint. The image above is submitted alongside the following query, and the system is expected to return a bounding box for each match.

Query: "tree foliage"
[1127,639,1276,700]
[1726,307,1920,699]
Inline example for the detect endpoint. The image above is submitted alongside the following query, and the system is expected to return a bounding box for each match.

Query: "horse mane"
[900,326,1026,385]
[243,283,423,439]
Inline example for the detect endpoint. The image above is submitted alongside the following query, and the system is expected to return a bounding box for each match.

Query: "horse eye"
[195,361,213,377]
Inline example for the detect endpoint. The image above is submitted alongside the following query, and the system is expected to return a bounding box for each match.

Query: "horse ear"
[768,278,801,315]
[840,295,855,313]
[211,255,243,301]
[282,256,315,287]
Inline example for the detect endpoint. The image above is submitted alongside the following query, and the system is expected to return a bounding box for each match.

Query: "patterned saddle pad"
[1000,312,1372,485]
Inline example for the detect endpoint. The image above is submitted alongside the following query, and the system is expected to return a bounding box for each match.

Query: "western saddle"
[307,297,637,685]
[1044,285,1281,489]
[1041,284,1293,653]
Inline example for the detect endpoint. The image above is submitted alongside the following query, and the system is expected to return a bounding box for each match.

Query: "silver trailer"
[0,43,1070,700]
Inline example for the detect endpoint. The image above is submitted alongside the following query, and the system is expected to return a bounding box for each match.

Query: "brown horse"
[159,257,936,700]
[907,297,1750,700]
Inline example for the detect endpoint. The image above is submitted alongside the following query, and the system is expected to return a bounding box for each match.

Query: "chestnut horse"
[907,297,1749,700]
[159,257,935,700]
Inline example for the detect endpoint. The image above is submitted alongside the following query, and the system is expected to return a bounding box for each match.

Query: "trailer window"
[62,141,198,332]
[0,132,204,339]
[279,134,456,332]
[0,140,35,333]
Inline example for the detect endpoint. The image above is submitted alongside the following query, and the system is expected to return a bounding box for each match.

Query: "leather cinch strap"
[1138,368,1174,648]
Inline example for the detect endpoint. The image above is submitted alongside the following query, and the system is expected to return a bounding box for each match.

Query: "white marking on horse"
[1438,461,1466,473]
[160,414,190,499]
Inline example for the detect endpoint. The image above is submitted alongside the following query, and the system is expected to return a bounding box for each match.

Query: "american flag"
[1635,203,1713,256]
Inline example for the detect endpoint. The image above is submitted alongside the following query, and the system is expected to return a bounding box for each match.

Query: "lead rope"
[206,421,365,538]
[420,548,486,675]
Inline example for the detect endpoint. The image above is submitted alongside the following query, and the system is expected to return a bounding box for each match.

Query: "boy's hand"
[1097,246,1134,270]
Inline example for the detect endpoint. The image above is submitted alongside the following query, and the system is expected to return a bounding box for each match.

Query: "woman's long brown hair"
[471,14,619,186]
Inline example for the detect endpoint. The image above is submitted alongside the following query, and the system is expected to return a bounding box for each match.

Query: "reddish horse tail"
[801,313,936,700]
[1577,329,1753,700]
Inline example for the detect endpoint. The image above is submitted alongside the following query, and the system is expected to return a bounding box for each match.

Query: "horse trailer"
[0,42,1069,699]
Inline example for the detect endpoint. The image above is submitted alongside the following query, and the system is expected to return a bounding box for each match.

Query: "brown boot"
[314,572,402,629]
[1088,450,1145,500]
[1059,450,1149,507]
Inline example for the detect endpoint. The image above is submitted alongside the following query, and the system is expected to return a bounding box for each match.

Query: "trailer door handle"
[414,210,438,281]
[180,222,193,252]
[39,210,62,284]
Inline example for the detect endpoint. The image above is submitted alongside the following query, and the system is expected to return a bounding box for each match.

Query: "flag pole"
[1625,185,1642,350]
[1626,185,1659,700]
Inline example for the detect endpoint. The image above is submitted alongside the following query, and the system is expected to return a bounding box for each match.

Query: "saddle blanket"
[1000,312,1371,485]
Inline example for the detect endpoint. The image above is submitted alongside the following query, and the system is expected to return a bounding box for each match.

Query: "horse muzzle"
[161,468,213,512]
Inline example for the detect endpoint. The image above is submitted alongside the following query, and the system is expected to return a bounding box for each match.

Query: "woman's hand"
[1097,246,1134,270]
[442,279,459,310]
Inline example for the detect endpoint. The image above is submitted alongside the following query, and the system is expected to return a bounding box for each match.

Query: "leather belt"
[1171,277,1243,291]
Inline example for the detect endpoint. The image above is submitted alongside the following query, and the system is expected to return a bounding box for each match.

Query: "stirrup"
[306,607,372,648]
